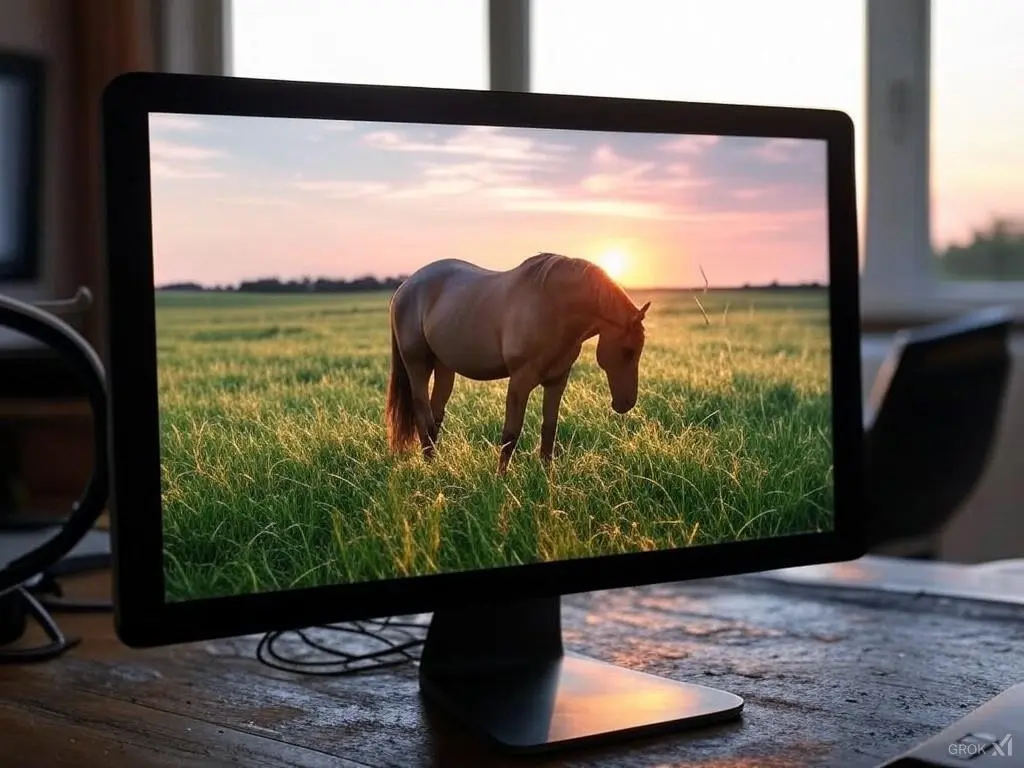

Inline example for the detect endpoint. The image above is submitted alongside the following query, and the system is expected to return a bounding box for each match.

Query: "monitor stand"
[418,596,744,753]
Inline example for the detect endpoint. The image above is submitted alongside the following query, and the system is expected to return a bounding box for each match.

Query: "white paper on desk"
[758,554,1024,607]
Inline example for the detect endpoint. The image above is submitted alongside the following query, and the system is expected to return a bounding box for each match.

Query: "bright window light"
[229,0,488,90]
[931,0,1024,283]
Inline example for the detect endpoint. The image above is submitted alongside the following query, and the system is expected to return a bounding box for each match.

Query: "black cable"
[0,292,108,662]
[255,615,429,676]
[0,291,108,595]
[0,587,80,664]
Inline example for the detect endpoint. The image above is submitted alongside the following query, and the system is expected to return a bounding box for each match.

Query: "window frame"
[861,0,1024,326]
[154,0,232,76]
[188,0,1024,325]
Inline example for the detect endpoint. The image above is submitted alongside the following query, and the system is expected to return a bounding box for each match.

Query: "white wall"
[0,0,74,348]
[862,334,1024,562]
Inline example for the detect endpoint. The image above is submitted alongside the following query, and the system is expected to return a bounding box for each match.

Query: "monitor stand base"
[418,596,744,754]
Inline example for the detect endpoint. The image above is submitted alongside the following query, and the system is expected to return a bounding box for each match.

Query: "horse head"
[596,300,650,414]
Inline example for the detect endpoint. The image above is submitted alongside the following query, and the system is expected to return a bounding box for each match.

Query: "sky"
[229,0,1024,256]
[150,114,827,288]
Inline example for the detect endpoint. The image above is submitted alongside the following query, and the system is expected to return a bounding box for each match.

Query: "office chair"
[864,307,1013,557]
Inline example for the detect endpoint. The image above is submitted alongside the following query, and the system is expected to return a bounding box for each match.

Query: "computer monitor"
[0,52,43,285]
[0,52,45,351]
[102,73,864,753]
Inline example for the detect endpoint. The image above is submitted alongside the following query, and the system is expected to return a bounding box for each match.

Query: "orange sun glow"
[595,249,629,282]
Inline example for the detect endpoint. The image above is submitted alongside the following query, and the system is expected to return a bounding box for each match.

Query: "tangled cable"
[255,614,430,676]
[2,565,431,675]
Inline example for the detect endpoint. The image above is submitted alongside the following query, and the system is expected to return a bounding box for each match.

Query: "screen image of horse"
[388,253,652,474]
[150,114,834,602]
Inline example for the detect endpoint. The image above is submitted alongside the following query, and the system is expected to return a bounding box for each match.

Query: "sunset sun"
[596,249,629,282]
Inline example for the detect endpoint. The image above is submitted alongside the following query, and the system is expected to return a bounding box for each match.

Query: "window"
[0,53,44,295]
[860,0,1024,321]
[931,0,1024,284]
[229,0,488,90]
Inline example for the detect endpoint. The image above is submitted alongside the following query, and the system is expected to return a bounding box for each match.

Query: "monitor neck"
[420,596,563,674]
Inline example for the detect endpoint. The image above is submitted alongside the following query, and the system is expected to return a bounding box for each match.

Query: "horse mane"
[521,252,639,329]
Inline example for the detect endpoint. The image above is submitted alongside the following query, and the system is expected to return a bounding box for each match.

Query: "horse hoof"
[540,445,561,464]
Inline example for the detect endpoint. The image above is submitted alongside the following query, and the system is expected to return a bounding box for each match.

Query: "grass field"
[156,288,833,601]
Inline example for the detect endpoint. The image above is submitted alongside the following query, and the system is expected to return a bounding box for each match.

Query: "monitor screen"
[0,76,26,271]
[149,113,833,604]
[0,54,42,283]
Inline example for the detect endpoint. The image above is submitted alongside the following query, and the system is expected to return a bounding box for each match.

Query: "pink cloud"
[661,135,720,154]
[212,195,298,208]
[385,179,480,199]
[419,160,533,186]
[150,162,222,180]
[732,187,768,200]
[580,145,656,194]
[677,207,824,230]
[149,114,203,132]
[291,180,390,198]
[149,140,225,180]
[755,138,803,163]
[307,123,357,142]
[578,146,703,199]
[150,140,222,162]
[288,132,808,226]
[485,186,548,200]
[363,125,571,163]
[291,128,722,219]
[492,185,672,220]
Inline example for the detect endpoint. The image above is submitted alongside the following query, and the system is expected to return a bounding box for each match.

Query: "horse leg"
[498,371,536,474]
[429,363,455,443]
[540,371,570,465]
[404,358,438,459]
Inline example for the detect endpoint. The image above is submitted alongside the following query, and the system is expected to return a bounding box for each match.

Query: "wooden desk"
[2,564,1023,768]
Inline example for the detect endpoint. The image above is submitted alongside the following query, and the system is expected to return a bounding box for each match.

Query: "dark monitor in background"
[102,74,864,753]
[0,52,43,283]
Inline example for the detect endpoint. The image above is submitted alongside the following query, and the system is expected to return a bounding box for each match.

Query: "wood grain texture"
[2,568,1022,767]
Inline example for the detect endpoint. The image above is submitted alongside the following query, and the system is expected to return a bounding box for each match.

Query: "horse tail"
[386,326,417,452]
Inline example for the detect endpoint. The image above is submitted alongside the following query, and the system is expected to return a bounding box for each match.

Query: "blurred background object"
[864,307,1013,558]
[1,0,155,520]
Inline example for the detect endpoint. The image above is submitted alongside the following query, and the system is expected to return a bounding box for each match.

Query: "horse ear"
[637,301,651,319]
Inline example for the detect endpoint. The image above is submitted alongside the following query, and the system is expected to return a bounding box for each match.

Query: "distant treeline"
[157,276,826,293]
[937,217,1024,281]
[158,276,409,294]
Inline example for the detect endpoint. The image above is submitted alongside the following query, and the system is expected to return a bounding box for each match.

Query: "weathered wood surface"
[3,567,1023,767]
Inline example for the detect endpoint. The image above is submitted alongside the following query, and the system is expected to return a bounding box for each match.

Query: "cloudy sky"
[149,113,827,289]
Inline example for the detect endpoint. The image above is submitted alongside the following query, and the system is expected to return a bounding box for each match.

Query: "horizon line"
[155,280,829,292]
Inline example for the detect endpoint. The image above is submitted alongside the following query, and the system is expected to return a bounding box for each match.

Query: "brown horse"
[386,252,650,472]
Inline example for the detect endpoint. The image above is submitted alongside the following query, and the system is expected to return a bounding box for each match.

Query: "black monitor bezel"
[0,52,45,281]
[102,72,865,648]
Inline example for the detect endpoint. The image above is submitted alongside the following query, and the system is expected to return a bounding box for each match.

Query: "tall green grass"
[156,289,832,601]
